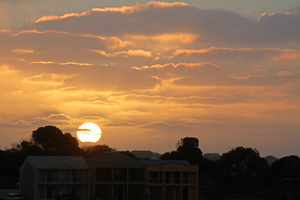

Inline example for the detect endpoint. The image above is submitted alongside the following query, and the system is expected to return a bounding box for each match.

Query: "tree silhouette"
[161,137,203,164]
[271,155,300,178]
[32,125,82,155]
[219,146,268,197]
[82,144,116,158]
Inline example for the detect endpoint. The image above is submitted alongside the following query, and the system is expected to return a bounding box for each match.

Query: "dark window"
[46,187,52,199]
[96,168,112,182]
[183,187,189,200]
[113,185,127,199]
[150,172,161,183]
[129,168,145,182]
[165,172,171,183]
[174,172,180,184]
[96,184,112,200]
[150,187,161,200]
[65,170,84,183]
[39,170,58,182]
[183,172,189,184]
[165,187,173,200]
[128,185,145,200]
[113,168,127,182]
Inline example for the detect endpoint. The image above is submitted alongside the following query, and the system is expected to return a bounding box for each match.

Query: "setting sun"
[77,122,102,143]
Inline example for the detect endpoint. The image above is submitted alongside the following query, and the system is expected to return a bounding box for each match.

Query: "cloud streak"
[0,1,300,157]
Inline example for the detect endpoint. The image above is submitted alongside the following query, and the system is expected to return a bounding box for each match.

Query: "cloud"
[277,71,294,76]
[140,121,189,132]
[173,47,300,60]
[125,33,199,44]
[132,62,218,71]
[59,62,93,66]
[22,73,77,86]
[48,113,71,121]
[32,3,300,44]
[30,61,55,64]
[90,49,152,58]
[105,121,139,127]
[12,49,34,54]
[1,1,300,157]
[0,30,10,33]
[35,2,188,23]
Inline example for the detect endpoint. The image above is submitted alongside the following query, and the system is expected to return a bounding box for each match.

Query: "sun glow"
[77,122,102,143]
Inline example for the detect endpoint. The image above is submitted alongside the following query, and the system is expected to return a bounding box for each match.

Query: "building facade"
[20,156,90,200]
[20,154,198,200]
[87,152,147,200]
[140,160,198,200]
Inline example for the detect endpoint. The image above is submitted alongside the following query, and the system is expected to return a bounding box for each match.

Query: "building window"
[113,185,127,200]
[113,168,127,182]
[129,168,145,182]
[65,186,83,199]
[165,187,173,200]
[165,172,171,184]
[183,172,190,184]
[183,187,189,200]
[39,186,58,200]
[39,170,58,183]
[128,185,145,200]
[150,187,161,200]
[96,184,112,200]
[65,170,84,183]
[96,168,112,182]
[174,172,180,184]
[149,172,161,183]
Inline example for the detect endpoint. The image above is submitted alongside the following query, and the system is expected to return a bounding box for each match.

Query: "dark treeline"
[1,126,300,199]
[161,137,300,200]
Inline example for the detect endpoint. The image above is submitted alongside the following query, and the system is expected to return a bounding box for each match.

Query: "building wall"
[20,161,36,200]
[146,164,198,200]
[91,167,146,200]
[36,169,89,200]
[87,153,147,200]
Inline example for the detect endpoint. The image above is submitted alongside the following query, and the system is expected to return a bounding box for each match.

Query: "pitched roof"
[86,152,120,163]
[139,160,191,165]
[86,152,146,168]
[25,156,89,169]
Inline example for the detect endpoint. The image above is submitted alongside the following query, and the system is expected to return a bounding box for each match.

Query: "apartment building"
[87,152,147,200]
[20,154,198,200]
[139,160,198,200]
[20,156,90,200]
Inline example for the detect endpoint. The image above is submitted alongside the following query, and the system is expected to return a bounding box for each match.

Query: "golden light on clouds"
[125,33,199,44]
[12,49,35,54]
[1,1,300,157]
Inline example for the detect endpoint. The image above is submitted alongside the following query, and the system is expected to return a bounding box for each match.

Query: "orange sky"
[1,1,300,157]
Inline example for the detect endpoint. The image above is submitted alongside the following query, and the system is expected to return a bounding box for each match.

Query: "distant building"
[140,160,198,200]
[20,154,198,200]
[264,155,278,165]
[20,156,90,200]
[203,153,221,161]
[87,152,147,200]
[131,150,161,160]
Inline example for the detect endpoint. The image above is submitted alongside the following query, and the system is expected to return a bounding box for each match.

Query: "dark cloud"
[34,5,300,44]
[140,121,189,132]
[105,121,139,127]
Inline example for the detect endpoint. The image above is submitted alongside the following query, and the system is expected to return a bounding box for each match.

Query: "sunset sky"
[1,0,300,158]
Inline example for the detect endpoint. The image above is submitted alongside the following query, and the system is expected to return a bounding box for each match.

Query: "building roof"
[131,150,161,160]
[86,152,146,168]
[139,160,191,165]
[86,152,120,163]
[24,156,89,169]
